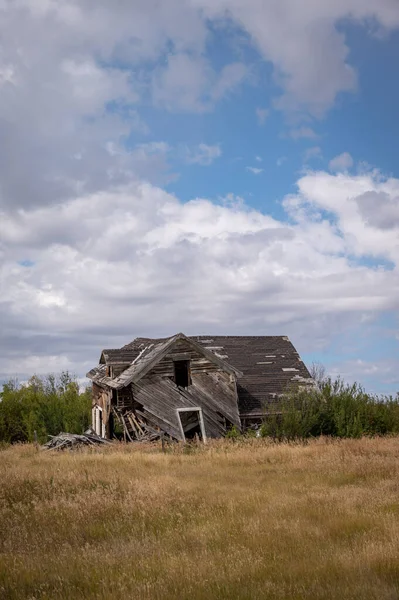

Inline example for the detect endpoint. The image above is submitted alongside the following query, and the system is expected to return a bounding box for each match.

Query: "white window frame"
[92,405,105,438]
[176,407,207,443]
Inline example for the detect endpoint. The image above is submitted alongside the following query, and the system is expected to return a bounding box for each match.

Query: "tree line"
[0,373,91,444]
[1,368,399,444]
[259,375,399,440]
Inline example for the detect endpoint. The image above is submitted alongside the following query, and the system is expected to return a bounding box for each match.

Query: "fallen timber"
[43,431,111,450]
[112,407,167,443]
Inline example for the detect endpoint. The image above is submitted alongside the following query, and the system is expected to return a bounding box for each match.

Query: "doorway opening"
[92,405,105,437]
[177,407,206,442]
[174,360,191,388]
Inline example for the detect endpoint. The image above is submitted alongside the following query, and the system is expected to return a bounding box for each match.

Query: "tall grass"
[1,438,399,599]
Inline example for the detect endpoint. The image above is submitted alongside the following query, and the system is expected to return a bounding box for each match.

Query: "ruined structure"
[86,333,313,441]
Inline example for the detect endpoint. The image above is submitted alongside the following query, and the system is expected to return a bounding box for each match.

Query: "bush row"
[1,372,398,444]
[0,373,92,444]
[254,378,399,440]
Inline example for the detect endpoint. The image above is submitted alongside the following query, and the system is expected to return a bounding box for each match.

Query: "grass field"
[1,438,399,599]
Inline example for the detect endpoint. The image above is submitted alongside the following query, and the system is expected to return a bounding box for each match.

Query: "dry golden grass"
[1,437,399,599]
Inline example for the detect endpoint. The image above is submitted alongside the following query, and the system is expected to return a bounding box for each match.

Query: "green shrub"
[259,377,399,440]
[0,373,92,444]
[225,425,241,439]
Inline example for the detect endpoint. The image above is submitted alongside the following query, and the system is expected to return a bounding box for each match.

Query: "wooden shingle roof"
[87,334,313,416]
[122,334,313,416]
[191,336,313,416]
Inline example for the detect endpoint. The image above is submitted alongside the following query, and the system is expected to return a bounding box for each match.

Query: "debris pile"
[113,408,166,443]
[43,431,111,450]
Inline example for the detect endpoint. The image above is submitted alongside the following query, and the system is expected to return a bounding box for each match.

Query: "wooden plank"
[130,411,144,435]
[126,413,140,438]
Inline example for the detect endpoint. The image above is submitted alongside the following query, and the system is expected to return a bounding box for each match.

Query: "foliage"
[1,368,398,446]
[225,424,241,439]
[259,377,399,441]
[0,373,92,444]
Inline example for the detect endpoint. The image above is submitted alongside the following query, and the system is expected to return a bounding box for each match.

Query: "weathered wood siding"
[131,338,240,440]
[150,338,224,377]
[111,364,129,378]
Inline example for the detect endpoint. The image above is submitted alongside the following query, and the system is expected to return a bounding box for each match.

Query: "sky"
[1,0,399,395]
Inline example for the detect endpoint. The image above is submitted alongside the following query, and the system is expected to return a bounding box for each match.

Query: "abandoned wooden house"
[86,333,313,442]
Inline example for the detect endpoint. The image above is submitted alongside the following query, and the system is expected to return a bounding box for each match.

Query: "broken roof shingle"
[100,349,139,365]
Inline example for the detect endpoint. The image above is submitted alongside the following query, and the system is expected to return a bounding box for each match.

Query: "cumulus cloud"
[184,143,222,166]
[284,170,399,261]
[152,54,247,112]
[303,146,323,163]
[1,0,399,389]
[197,0,399,116]
[354,191,399,230]
[0,0,397,211]
[246,167,264,175]
[2,170,399,386]
[211,62,248,101]
[328,357,399,393]
[289,127,319,140]
[329,152,354,172]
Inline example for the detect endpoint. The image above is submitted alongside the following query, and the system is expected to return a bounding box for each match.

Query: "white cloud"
[329,152,354,172]
[152,54,247,112]
[184,143,222,165]
[255,156,262,162]
[328,358,399,393]
[136,142,171,155]
[256,107,269,125]
[304,146,323,162]
[151,53,212,113]
[0,0,399,218]
[196,0,399,116]
[1,0,399,391]
[246,167,264,175]
[2,169,399,386]
[0,0,397,212]
[354,191,399,230]
[289,127,318,140]
[212,62,248,101]
[284,170,399,261]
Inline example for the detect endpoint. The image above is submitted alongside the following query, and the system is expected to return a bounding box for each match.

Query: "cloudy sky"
[1,0,399,394]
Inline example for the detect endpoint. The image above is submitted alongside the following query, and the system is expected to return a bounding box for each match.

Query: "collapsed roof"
[87,334,313,417]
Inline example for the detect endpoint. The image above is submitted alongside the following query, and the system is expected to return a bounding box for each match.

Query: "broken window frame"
[176,407,207,443]
[92,405,105,438]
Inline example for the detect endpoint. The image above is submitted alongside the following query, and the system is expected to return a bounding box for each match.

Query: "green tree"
[0,373,92,444]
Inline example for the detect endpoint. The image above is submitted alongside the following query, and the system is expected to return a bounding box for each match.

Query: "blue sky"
[136,24,399,209]
[1,0,399,394]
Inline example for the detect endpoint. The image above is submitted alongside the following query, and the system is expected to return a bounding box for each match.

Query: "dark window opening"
[174,360,191,388]
[108,410,114,439]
